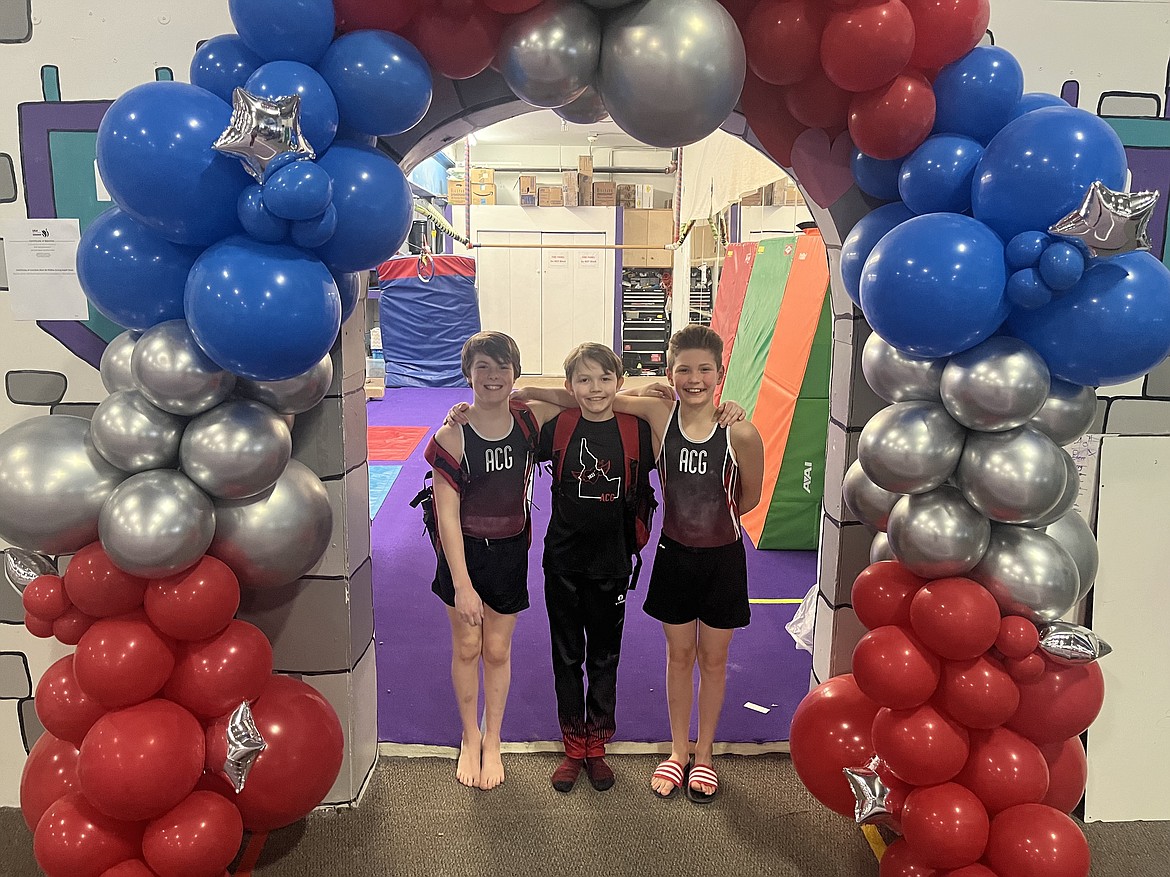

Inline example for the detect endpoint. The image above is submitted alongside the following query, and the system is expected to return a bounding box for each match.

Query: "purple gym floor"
[370,388,815,747]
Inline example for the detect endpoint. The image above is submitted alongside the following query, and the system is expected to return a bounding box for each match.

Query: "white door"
[540,232,607,371]
[476,231,543,374]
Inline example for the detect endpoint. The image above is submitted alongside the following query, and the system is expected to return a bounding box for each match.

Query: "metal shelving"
[621,267,671,375]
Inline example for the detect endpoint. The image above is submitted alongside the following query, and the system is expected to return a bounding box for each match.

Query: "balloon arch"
[7,1,1170,875]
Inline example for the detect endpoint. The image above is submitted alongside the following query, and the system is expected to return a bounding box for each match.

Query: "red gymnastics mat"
[367,426,429,461]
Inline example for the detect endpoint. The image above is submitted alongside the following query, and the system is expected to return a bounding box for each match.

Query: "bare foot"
[456,734,481,788]
[479,733,505,790]
[651,752,689,797]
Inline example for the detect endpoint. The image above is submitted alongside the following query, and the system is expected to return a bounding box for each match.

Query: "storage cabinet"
[622,208,674,268]
[621,267,671,375]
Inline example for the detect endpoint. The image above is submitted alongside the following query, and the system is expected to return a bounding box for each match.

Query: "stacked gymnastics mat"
[715,230,831,550]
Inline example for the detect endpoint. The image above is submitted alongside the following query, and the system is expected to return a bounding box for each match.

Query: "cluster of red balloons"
[724,0,989,164]
[790,560,1100,877]
[20,547,345,877]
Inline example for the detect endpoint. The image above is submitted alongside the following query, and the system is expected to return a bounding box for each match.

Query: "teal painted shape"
[369,464,403,520]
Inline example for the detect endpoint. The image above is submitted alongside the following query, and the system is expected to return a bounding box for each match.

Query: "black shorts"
[432,531,530,616]
[643,535,750,629]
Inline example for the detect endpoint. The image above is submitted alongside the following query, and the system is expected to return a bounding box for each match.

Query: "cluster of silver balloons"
[0,320,333,588]
[845,333,1100,623]
[497,0,745,147]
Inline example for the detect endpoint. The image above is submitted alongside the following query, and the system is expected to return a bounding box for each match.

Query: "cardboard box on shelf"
[593,181,617,206]
[470,183,496,205]
[622,209,648,268]
[646,209,674,268]
[617,183,636,208]
[520,192,538,207]
[447,178,467,204]
[518,174,537,194]
[578,155,594,175]
[468,167,495,184]
[634,184,656,208]
[537,186,564,207]
[562,171,591,207]
[364,377,385,401]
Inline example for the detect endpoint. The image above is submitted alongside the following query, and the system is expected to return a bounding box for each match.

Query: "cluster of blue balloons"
[839,45,1170,387]
[78,0,432,381]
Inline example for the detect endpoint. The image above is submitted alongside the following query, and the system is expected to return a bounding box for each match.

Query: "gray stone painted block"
[1103,399,1170,435]
[5,371,67,406]
[1091,399,1107,434]
[0,1,32,42]
[292,388,367,479]
[0,576,24,623]
[823,188,872,250]
[20,698,43,752]
[1145,357,1170,398]
[308,640,378,806]
[0,154,16,202]
[811,599,867,680]
[0,652,31,699]
[49,402,97,419]
[306,462,371,579]
[826,247,855,319]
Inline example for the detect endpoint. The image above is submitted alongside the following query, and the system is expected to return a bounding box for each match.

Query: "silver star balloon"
[213,87,315,181]
[1048,180,1159,258]
[3,548,57,592]
[1038,621,1113,665]
[221,700,268,793]
[843,766,895,826]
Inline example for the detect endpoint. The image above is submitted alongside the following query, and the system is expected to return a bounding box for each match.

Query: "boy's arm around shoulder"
[512,388,570,427]
[614,390,673,456]
[730,421,765,515]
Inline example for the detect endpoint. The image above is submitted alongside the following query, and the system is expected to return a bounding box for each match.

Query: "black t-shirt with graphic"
[538,412,653,578]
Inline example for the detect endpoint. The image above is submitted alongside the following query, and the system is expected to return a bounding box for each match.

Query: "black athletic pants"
[544,571,629,759]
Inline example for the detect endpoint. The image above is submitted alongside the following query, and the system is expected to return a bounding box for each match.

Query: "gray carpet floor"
[2,753,1168,876]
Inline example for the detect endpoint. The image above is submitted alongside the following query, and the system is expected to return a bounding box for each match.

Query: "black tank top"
[459,420,533,540]
[658,405,740,548]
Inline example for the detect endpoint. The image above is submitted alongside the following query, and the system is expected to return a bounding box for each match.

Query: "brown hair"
[667,324,724,370]
[461,331,522,382]
[563,342,623,380]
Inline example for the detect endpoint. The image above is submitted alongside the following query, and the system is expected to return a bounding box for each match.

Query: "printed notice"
[579,251,599,267]
[547,252,568,267]
[0,219,88,320]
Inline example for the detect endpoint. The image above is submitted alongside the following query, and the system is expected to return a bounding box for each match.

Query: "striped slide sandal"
[686,763,719,804]
[650,758,688,799]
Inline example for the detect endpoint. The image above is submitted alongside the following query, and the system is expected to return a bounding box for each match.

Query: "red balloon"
[1007,660,1104,745]
[205,675,344,831]
[852,625,940,709]
[942,867,999,877]
[408,0,504,80]
[848,70,936,160]
[879,839,943,877]
[24,574,71,621]
[745,0,825,87]
[99,862,157,877]
[784,68,853,130]
[821,0,916,93]
[956,727,1049,815]
[740,72,806,167]
[53,605,97,645]
[903,0,990,70]
[1039,736,1088,813]
[164,620,274,719]
[333,0,420,33]
[26,611,56,638]
[142,791,243,877]
[74,614,175,709]
[901,782,989,869]
[985,804,1090,877]
[79,699,205,822]
[937,654,1019,729]
[145,556,240,642]
[994,616,1039,660]
[872,702,969,786]
[33,792,145,877]
[1004,653,1046,682]
[482,0,541,11]
[851,561,927,630]
[35,654,107,746]
[909,577,1000,660]
[19,732,80,832]
[64,542,149,618]
[718,0,757,28]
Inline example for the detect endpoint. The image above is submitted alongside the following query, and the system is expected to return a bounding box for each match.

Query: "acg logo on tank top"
[485,446,514,472]
[679,448,708,475]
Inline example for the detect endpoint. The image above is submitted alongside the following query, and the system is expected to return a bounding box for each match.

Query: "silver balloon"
[3,548,57,592]
[100,330,141,394]
[598,0,746,147]
[1029,379,1098,446]
[132,320,236,417]
[956,426,1069,524]
[99,469,215,577]
[583,0,638,8]
[1037,622,1112,665]
[209,459,333,589]
[861,333,946,404]
[842,459,901,531]
[971,524,1080,622]
[554,85,609,125]
[89,390,186,473]
[180,400,292,500]
[1028,450,1079,528]
[235,354,333,415]
[221,700,267,793]
[499,1,602,109]
[870,532,896,563]
[940,336,1050,432]
[857,401,966,495]
[887,485,991,578]
[0,416,126,554]
[1043,510,1098,602]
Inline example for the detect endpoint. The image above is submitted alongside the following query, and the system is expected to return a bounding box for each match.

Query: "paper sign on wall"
[579,252,599,267]
[547,252,568,267]
[0,219,89,320]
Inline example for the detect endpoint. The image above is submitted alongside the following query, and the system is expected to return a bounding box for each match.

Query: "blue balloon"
[314,143,414,274]
[238,185,289,243]
[840,203,915,306]
[1008,251,1170,386]
[76,207,202,330]
[1038,242,1085,292]
[860,213,1009,358]
[933,47,1025,145]
[190,34,264,104]
[228,0,334,66]
[96,82,250,246]
[291,204,338,248]
[1005,268,1052,310]
[245,60,338,154]
[185,236,341,381]
[1010,92,1067,121]
[1005,231,1049,271]
[971,106,1128,243]
[263,162,333,220]
[898,134,983,215]
[316,31,434,138]
[333,271,362,324]
[850,151,903,202]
